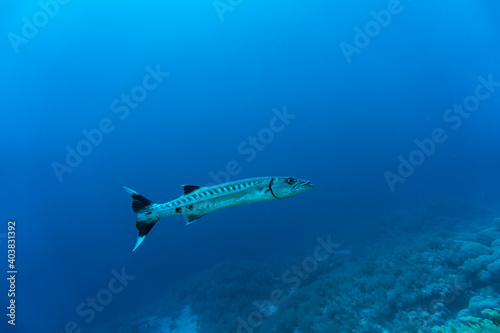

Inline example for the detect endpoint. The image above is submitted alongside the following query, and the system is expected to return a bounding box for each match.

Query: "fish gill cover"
[1,1,500,333]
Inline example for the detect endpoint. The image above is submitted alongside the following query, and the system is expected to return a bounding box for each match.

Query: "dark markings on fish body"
[187,205,193,210]
[175,207,181,213]
[268,178,278,199]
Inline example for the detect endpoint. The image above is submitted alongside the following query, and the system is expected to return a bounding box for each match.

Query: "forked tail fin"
[123,186,160,251]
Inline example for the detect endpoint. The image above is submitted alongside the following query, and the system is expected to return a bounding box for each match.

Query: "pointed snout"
[295,179,314,192]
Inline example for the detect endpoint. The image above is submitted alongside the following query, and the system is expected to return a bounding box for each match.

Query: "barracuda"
[124,176,314,251]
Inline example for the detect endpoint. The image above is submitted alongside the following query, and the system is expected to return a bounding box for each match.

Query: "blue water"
[2,1,500,332]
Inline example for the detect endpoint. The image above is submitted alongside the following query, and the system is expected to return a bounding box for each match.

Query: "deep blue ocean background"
[2,1,500,332]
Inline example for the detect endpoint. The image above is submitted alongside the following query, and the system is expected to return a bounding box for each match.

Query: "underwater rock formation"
[94,206,500,333]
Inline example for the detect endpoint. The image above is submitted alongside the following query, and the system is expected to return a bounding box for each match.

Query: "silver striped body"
[154,177,275,222]
[125,176,313,250]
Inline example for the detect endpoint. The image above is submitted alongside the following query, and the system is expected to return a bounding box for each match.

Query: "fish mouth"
[294,180,314,191]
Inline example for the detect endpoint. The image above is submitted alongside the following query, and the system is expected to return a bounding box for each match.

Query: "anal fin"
[184,214,205,225]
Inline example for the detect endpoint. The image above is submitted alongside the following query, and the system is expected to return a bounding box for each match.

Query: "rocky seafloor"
[100,201,500,333]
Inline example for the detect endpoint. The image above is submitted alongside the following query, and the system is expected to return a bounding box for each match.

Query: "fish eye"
[286,177,294,185]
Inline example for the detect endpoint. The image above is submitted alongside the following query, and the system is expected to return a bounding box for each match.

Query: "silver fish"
[124,176,314,251]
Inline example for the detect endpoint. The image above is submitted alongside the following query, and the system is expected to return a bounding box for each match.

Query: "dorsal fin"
[182,185,201,195]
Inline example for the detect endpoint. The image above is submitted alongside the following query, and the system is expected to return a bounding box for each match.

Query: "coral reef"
[434,308,500,332]
[94,202,500,333]
[101,305,200,333]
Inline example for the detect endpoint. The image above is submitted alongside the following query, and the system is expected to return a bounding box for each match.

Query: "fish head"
[271,177,314,199]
